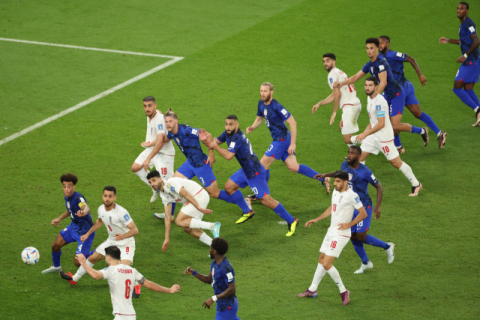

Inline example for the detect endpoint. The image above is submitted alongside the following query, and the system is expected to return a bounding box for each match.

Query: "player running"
[131,96,175,203]
[298,171,367,305]
[147,170,221,252]
[440,2,480,127]
[379,35,447,150]
[337,38,429,148]
[315,146,395,274]
[245,82,330,202]
[76,246,180,319]
[313,53,362,148]
[200,115,299,236]
[185,237,240,320]
[42,174,95,274]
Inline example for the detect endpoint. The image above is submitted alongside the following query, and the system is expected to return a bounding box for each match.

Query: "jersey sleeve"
[121,208,134,227]
[166,179,183,195]
[133,268,144,283]
[375,100,388,118]
[366,167,379,186]
[186,127,200,139]
[465,20,477,35]
[275,102,291,120]
[97,207,103,220]
[328,70,338,90]
[362,61,370,74]
[155,115,167,135]
[257,101,264,117]
[222,265,235,284]
[76,195,87,209]
[100,266,113,280]
[166,131,174,140]
[216,131,227,143]
[227,136,240,154]
[387,50,407,62]
[350,192,364,210]
[377,60,387,74]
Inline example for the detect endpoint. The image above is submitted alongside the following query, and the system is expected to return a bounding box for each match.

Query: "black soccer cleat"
[420,127,429,146]
[60,271,77,286]
[246,194,258,201]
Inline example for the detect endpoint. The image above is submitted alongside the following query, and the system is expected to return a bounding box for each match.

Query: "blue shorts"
[229,168,270,199]
[403,81,419,106]
[388,91,406,116]
[455,63,480,84]
[350,205,373,233]
[60,224,95,255]
[264,139,293,162]
[216,298,240,320]
[177,161,216,187]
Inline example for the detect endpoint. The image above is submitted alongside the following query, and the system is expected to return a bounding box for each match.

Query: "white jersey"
[100,264,144,317]
[98,203,135,246]
[367,94,394,142]
[328,189,363,237]
[160,177,203,206]
[328,68,361,108]
[145,111,175,155]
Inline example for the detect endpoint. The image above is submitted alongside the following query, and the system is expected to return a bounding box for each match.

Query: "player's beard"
[261,93,272,102]
[347,158,357,166]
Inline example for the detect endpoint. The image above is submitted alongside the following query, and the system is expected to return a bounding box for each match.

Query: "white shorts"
[134,149,174,179]
[340,102,361,135]
[360,135,399,161]
[114,315,136,320]
[180,189,210,220]
[96,238,136,263]
[319,232,350,258]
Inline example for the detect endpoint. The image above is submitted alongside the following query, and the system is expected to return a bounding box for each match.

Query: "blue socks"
[394,135,402,148]
[230,190,251,213]
[419,112,441,135]
[351,240,370,264]
[466,89,480,109]
[365,235,389,249]
[265,169,270,183]
[410,126,423,134]
[454,88,479,111]
[218,190,236,204]
[298,164,319,179]
[273,203,294,224]
[171,203,176,216]
[52,250,62,267]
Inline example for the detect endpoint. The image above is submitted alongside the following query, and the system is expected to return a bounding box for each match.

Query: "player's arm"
[115,221,139,241]
[142,133,166,171]
[162,203,173,252]
[439,37,460,45]
[178,187,213,215]
[376,71,387,95]
[338,70,367,87]
[312,92,334,114]
[76,254,104,280]
[458,33,480,63]
[141,277,180,293]
[356,118,383,142]
[75,202,90,217]
[203,282,236,309]
[338,206,367,230]
[246,116,264,134]
[329,86,342,125]
[305,205,332,227]
[52,210,69,226]
[313,171,336,180]
[372,181,383,220]
[405,54,427,87]
[285,115,297,154]
[184,267,213,284]
[81,218,104,242]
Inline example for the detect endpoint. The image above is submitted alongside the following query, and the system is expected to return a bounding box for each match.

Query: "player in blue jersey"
[379,36,448,150]
[200,115,299,236]
[245,82,331,202]
[42,174,95,274]
[338,38,429,148]
[185,238,240,320]
[440,2,480,127]
[315,146,395,274]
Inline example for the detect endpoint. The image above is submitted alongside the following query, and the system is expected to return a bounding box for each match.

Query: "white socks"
[308,263,327,292]
[199,232,213,246]
[399,162,419,186]
[189,219,214,230]
[326,266,346,293]
[350,136,358,144]
[72,260,95,282]
[134,169,150,186]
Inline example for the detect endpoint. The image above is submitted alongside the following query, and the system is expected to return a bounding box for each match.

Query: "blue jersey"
[384,50,410,87]
[167,124,208,168]
[341,162,379,207]
[217,129,263,179]
[64,191,93,235]
[257,99,291,141]
[459,17,480,66]
[362,53,403,102]
[211,257,236,312]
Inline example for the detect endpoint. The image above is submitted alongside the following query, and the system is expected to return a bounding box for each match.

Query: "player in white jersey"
[131,96,176,203]
[147,170,221,252]
[60,186,139,286]
[313,53,362,147]
[298,171,367,305]
[76,245,180,320]
[351,77,423,196]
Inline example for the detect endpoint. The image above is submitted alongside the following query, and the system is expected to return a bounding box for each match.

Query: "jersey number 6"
[125,279,132,299]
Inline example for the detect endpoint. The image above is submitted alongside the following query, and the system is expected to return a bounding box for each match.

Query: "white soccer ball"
[21,247,40,265]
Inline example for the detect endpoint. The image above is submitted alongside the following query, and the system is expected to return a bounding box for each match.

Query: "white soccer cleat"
[386,242,395,264]
[150,190,160,203]
[153,213,174,221]
[42,266,61,274]
[354,261,373,274]
[245,197,252,211]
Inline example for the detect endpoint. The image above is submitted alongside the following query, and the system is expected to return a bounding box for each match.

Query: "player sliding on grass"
[200,115,299,236]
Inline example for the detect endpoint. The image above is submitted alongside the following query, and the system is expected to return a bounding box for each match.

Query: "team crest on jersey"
[176,137,180,144]
[348,173,353,181]
[67,202,70,209]
[329,77,333,84]
[157,124,163,130]
[339,195,343,203]
[264,109,268,116]
[109,216,113,224]
[370,67,374,74]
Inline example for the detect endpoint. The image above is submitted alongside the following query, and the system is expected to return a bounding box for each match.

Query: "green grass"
[1,0,480,319]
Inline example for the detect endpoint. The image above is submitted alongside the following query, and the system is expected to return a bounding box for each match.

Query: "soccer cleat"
[150,190,160,203]
[397,146,406,154]
[42,266,61,274]
[409,183,423,197]
[60,271,77,285]
[286,218,299,237]
[246,194,258,201]
[297,289,317,298]
[245,197,253,211]
[235,211,255,224]
[420,127,429,146]
[473,109,480,127]
[153,213,174,221]
[386,242,395,264]
[132,284,142,298]
[437,131,447,149]
[340,290,350,305]
[354,261,374,274]
[212,222,221,238]
[322,177,331,195]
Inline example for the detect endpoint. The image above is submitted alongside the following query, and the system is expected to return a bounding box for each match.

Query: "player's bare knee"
[342,136,351,144]
[286,163,299,173]
[73,257,81,268]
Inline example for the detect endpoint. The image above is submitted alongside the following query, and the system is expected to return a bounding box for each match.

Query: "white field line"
[0,38,184,147]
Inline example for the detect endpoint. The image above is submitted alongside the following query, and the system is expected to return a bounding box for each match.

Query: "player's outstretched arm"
[313,93,334,114]
[184,267,213,284]
[81,218,104,242]
[162,203,173,252]
[337,70,366,87]
[305,205,332,227]
[142,278,180,293]
[405,55,427,87]
[77,254,104,279]
[52,210,69,226]
[314,172,335,180]
[115,221,139,241]
[439,37,460,45]
[246,116,264,134]
[179,187,213,215]
[373,182,383,220]
[76,203,90,218]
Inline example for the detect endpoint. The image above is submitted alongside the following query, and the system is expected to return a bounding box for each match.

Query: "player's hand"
[439,37,449,44]
[207,155,216,167]
[314,174,325,180]
[337,223,349,231]
[287,143,296,155]
[76,209,87,217]
[169,284,180,293]
[305,219,317,228]
[162,239,169,252]
[184,267,195,275]
[202,297,214,309]
[198,207,213,215]
[246,126,254,134]
[355,133,366,143]
[115,233,125,241]
[76,254,86,265]
[419,75,428,87]
[205,140,217,149]
[80,234,88,242]
[456,56,466,63]
[141,142,150,147]
[374,207,381,220]
[312,103,320,114]
[142,159,150,172]
[51,218,61,226]
[199,129,212,143]
[329,112,336,125]
[334,81,343,88]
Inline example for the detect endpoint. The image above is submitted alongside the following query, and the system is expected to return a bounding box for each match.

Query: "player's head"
[102,186,117,208]
[60,173,78,197]
[347,145,362,166]
[225,115,239,136]
[457,2,469,18]
[164,108,178,131]
[105,246,121,266]
[365,37,379,58]
[322,53,336,72]
[210,237,229,259]
[333,170,349,192]
[260,82,274,102]
[143,96,157,118]
[364,76,378,96]
[378,36,390,54]
[147,170,164,191]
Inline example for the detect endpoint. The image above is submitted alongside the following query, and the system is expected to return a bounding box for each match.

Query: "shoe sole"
[286,220,299,237]
[387,243,395,264]
[245,198,253,211]
[422,127,429,146]
[236,213,255,224]
[342,290,351,305]
[439,132,447,149]
[42,269,61,274]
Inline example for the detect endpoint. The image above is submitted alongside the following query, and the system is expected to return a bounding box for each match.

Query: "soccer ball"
[21,247,40,265]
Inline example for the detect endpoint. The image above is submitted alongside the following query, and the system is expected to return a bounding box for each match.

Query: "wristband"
[212,295,218,302]
[192,270,197,276]
[464,53,468,58]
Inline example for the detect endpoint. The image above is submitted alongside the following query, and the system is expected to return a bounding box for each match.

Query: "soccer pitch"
[1,0,479,319]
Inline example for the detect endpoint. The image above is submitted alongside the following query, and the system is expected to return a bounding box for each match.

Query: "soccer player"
[76,246,180,319]
[439,2,480,127]
[246,82,330,202]
[352,77,422,196]
[313,53,362,148]
[60,186,139,286]
[315,146,395,274]
[200,115,299,236]
[297,171,367,305]
[337,38,429,149]
[379,35,447,150]
[130,96,175,202]
[147,170,221,252]
[184,237,240,320]
[42,174,95,274]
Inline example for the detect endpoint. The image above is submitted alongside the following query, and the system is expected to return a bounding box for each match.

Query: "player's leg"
[350,210,372,274]
[389,154,422,196]
[42,232,69,273]
[182,227,213,246]
[452,64,480,125]
[72,231,95,267]
[176,191,221,238]
[465,81,480,127]
[131,149,152,186]
[321,235,351,305]
[119,244,134,266]
[407,104,447,149]
[298,253,327,297]
[342,103,361,147]
[61,249,105,284]
[284,154,330,194]
[225,170,254,217]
